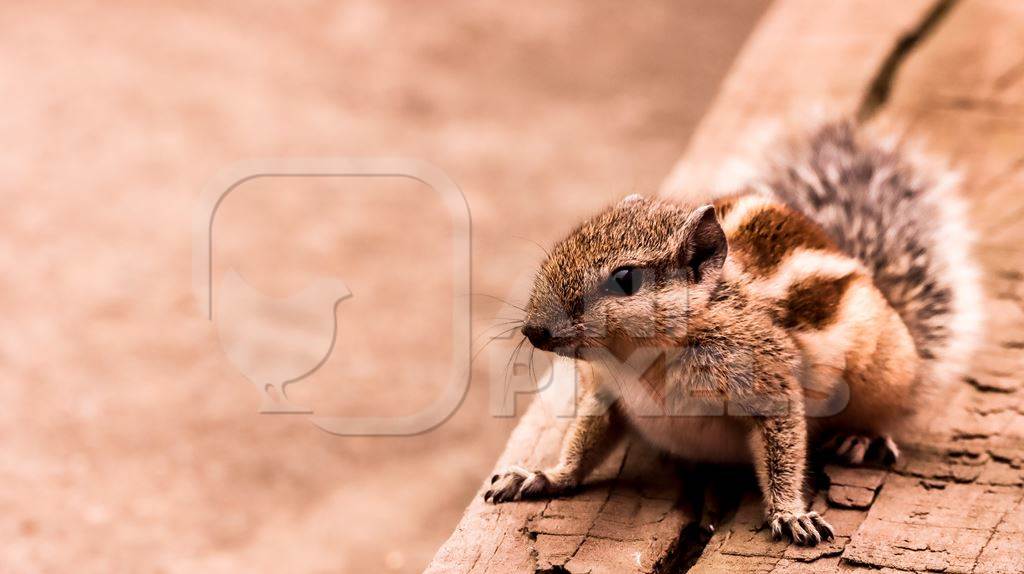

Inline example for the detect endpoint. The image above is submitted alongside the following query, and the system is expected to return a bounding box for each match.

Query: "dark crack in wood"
[857,0,960,121]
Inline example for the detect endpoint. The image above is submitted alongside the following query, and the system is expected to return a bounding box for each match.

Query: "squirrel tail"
[759,119,984,397]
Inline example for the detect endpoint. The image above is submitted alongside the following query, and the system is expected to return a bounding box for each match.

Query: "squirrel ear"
[677,205,727,282]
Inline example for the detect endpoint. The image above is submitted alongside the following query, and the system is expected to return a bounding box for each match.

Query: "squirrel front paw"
[768,510,835,546]
[483,466,572,503]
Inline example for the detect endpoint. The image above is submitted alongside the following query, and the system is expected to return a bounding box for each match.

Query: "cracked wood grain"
[425,380,701,574]
[856,0,959,121]
[660,0,940,200]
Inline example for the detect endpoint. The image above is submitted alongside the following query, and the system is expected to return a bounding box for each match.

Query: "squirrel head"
[522,195,728,357]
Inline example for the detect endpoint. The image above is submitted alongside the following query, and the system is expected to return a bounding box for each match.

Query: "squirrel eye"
[605,267,642,296]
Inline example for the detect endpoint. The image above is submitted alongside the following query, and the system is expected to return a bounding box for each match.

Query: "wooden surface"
[426,1,1024,572]
[659,0,942,198]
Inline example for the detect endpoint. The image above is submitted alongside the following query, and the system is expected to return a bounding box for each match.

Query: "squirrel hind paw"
[823,433,900,466]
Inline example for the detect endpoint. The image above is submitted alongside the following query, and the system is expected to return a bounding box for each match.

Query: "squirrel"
[483,120,983,546]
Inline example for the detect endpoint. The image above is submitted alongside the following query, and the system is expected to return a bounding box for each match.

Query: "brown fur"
[729,201,835,275]
[778,273,856,330]
[823,278,920,433]
[712,192,744,220]
[488,192,923,547]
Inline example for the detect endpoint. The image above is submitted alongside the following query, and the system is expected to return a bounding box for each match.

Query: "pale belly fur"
[622,411,754,464]
[606,371,754,463]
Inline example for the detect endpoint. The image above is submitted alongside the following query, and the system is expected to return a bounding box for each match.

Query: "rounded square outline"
[193,158,471,435]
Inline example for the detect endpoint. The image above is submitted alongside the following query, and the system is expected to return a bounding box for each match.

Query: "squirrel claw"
[825,433,900,466]
[484,467,555,504]
[768,510,834,546]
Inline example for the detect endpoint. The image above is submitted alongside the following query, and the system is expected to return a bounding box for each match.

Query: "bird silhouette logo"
[193,158,471,436]
[215,269,351,413]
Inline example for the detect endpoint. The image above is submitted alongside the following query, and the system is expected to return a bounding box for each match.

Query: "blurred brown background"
[1,2,769,572]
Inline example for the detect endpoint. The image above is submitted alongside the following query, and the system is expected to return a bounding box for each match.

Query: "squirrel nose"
[522,325,552,348]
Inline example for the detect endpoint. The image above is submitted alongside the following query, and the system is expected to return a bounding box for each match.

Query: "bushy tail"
[758,120,984,392]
